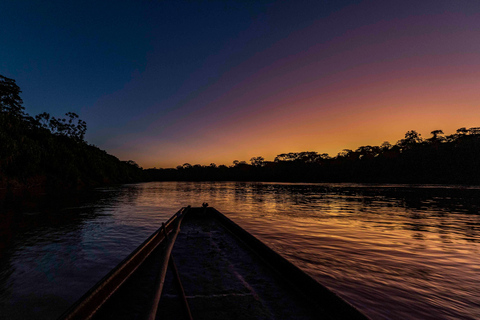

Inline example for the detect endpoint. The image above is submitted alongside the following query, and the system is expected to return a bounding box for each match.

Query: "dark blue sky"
[2,1,479,167]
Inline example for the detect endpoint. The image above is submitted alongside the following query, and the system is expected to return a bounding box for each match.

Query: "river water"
[1,181,480,319]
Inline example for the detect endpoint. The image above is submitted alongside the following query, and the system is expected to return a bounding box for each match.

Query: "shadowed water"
[1,182,479,319]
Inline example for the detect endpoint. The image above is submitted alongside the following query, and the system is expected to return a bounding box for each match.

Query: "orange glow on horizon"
[107,10,480,169]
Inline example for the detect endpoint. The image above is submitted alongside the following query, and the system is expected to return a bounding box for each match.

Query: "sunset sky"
[2,0,479,168]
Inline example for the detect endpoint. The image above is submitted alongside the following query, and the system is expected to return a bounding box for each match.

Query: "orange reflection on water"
[3,181,480,320]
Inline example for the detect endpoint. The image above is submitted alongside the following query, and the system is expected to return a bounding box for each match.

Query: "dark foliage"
[148,128,480,185]
[0,75,144,196]
[3,74,480,189]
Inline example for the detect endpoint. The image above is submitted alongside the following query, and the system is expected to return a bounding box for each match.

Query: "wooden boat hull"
[59,207,368,320]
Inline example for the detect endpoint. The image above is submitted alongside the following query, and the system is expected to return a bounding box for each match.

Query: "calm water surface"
[1,182,480,319]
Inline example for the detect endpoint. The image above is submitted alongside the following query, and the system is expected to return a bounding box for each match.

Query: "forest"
[0,74,144,198]
[2,73,480,199]
[147,127,480,185]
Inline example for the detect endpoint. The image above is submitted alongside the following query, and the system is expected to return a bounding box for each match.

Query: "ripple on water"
[1,181,480,319]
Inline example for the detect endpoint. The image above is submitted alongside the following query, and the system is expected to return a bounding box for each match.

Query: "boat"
[59,206,369,319]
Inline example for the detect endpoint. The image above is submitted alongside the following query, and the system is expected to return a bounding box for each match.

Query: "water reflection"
[0,186,143,319]
[1,182,480,319]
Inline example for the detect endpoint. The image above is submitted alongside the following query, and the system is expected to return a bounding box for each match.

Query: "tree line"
[3,73,480,197]
[147,127,480,184]
[0,74,143,198]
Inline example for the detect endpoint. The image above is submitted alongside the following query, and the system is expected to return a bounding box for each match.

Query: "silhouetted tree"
[428,129,445,143]
[0,75,24,117]
[297,151,321,163]
[397,130,423,150]
[125,160,141,168]
[34,112,51,129]
[469,127,480,135]
[380,141,392,151]
[337,149,353,158]
[0,73,144,194]
[47,112,87,142]
[250,156,265,167]
[430,129,444,139]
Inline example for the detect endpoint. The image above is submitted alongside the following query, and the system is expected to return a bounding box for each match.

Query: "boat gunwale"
[59,206,369,320]
[208,207,369,320]
[58,207,188,320]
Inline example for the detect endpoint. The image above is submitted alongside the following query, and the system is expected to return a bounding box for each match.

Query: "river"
[1,181,479,319]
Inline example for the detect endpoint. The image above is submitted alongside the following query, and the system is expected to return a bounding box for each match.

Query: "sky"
[2,0,480,168]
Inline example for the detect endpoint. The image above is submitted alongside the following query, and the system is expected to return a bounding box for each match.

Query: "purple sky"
[2,0,479,167]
